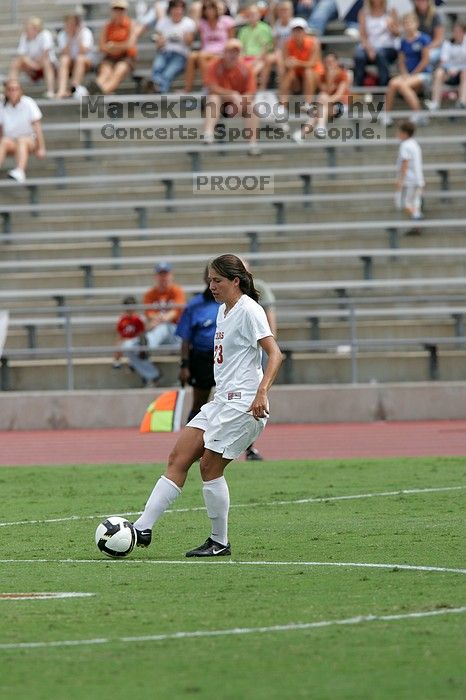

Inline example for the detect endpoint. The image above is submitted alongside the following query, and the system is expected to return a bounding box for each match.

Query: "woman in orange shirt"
[90,0,137,95]
[279,17,323,111]
[293,52,351,142]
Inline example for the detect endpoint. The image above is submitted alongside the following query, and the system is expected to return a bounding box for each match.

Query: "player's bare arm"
[248,335,283,420]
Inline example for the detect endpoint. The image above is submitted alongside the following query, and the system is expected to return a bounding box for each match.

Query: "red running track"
[0,421,465,466]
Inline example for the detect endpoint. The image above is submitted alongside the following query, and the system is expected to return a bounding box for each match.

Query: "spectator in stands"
[135,0,168,33]
[113,295,146,369]
[354,0,399,87]
[151,0,196,93]
[238,4,274,84]
[395,120,424,227]
[0,79,46,183]
[413,0,444,69]
[10,17,57,99]
[122,262,186,386]
[293,51,350,140]
[203,38,261,154]
[260,0,294,92]
[381,12,432,126]
[55,13,95,99]
[183,1,235,93]
[425,21,466,111]
[89,0,138,95]
[298,0,360,38]
[217,0,240,18]
[280,17,323,111]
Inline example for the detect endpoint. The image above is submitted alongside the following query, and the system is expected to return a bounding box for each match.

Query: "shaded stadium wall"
[0,383,465,429]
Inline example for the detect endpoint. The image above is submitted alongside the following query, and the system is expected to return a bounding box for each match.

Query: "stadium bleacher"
[0,0,465,392]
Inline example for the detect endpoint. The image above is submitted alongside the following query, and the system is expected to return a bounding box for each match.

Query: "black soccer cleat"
[245,446,263,461]
[134,527,152,548]
[185,537,231,558]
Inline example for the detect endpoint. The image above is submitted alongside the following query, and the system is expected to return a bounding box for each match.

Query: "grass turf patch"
[0,457,465,700]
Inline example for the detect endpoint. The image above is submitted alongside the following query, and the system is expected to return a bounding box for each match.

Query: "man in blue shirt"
[176,269,219,422]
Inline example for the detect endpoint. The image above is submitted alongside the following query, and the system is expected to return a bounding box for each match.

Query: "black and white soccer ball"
[95,516,136,558]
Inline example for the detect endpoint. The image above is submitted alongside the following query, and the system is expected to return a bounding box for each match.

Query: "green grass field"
[0,456,465,700]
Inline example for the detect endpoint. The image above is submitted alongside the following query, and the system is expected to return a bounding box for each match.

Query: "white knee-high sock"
[133,475,181,531]
[202,476,230,546]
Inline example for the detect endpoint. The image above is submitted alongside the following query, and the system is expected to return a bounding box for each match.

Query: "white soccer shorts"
[396,185,423,217]
[187,400,267,459]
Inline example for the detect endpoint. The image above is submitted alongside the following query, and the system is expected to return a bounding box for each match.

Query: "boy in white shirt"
[395,120,424,230]
[10,17,57,99]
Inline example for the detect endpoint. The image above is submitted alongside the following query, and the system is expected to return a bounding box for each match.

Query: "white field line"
[0,484,464,529]
[0,560,465,575]
[1,606,465,651]
[0,592,94,601]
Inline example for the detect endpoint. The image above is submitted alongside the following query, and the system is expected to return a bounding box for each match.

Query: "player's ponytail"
[210,254,260,302]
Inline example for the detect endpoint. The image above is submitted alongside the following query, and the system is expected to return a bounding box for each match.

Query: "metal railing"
[2,295,466,390]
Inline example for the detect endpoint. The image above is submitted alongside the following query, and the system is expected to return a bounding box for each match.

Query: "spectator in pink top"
[183,1,235,92]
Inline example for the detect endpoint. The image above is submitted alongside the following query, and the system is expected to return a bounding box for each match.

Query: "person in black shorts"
[176,268,219,422]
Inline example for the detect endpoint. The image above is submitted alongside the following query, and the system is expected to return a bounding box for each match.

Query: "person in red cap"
[203,37,260,154]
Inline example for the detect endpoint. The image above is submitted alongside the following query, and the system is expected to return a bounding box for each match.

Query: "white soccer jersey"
[213,294,273,411]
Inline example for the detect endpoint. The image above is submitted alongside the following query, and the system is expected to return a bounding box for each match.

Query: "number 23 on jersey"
[214,344,224,364]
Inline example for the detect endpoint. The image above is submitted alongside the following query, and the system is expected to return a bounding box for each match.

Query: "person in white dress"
[131,254,283,557]
[0,80,46,183]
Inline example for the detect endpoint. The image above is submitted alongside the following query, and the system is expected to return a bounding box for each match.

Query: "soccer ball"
[95,516,136,558]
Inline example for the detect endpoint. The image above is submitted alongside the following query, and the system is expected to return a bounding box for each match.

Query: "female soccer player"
[132,254,283,557]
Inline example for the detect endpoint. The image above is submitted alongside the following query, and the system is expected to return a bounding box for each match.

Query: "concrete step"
[3,175,466,208]
[3,349,466,391]
[2,234,465,261]
[1,202,463,236]
[284,350,466,384]
[2,257,466,291]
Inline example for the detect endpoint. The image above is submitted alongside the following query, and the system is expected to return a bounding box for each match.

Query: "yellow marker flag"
[140,389,186,433]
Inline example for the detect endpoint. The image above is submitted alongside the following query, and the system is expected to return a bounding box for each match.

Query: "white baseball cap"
[289,17,308,31]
